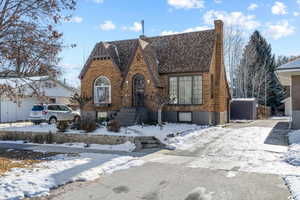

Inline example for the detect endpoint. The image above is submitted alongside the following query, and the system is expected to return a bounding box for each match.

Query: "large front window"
[169,75,202,105]
[94,76,111,104]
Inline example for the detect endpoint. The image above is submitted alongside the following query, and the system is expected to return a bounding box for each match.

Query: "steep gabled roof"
[138,38,161,87]
[79,29,216,79]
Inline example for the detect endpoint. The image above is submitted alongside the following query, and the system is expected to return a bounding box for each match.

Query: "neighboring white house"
[276,58,300,129]
[0,76,76,123]
[282,97,291,116]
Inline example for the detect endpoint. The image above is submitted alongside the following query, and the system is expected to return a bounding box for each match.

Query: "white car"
[29,104,80,124]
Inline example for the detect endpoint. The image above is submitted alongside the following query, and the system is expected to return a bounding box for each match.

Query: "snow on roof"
[0,76,75,92]
[0,76,49,88]
[277,58,300,71]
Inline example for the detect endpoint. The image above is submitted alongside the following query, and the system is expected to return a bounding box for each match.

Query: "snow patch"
[0,141,136,152]
[226,171,237,178]
[284,129,300,200]
[0,153,144,200]
[0,123,207,145]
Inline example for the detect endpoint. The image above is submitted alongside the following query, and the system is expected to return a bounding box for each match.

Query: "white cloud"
[64,16,83,23]
[271,1,288,15]
[161,26,211,35]
[93,0,104,3]
[247,3,258,11]
[99,20,116,31]
[161,30,180,35]
[122,22,142,32]
[294,12,300,16]
[203,10,260,30]
[214,0,222,3]
[167,0,204,9]
[265,20,295,39]
[70,16,83,23]
[297,0,300,8]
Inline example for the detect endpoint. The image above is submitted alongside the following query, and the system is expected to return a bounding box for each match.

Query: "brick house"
[79,20,231,126]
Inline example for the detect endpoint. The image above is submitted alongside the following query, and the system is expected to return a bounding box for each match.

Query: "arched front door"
[133,74,145,107]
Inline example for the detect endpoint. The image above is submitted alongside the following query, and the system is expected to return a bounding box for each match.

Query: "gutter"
[276,68,300,73]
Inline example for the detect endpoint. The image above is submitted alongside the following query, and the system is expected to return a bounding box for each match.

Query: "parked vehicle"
[28,104,80,125]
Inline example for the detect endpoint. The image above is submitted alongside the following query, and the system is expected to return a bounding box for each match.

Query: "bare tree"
[70,93,92,111]
[147,90,173,128]
[0,0,76,102]
[224,25,245,96]
[0,0,76,76]
[236,30,276,107]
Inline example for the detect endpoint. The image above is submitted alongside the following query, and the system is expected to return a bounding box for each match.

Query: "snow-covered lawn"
[0,140,137,152]
[0,122,204,138]
[285,130,300,200]
[0,153,144,200]
[0,122,207,145]
[0,123,208,200]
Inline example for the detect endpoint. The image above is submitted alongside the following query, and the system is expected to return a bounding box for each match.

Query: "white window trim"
[178,112,192,122]
[94,76,111,104]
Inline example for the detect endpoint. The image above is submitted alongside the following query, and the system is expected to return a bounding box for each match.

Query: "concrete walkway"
[29,119,292,200]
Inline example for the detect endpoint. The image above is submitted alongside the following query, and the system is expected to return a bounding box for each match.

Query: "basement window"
[178,112,192,122]
[97,112,108,121]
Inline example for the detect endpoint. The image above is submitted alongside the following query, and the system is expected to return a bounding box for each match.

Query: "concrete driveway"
[41,162,288,200]
[33,119,292,200]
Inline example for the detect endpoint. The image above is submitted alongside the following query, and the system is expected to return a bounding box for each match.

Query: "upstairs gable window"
[94,76,111,104]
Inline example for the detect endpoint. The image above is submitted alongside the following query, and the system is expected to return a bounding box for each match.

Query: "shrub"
[97,117,108,125]
[33,134,45,144]
[57,121,69,132]
[80,116,97,133]
[46,131,54,144]
[107,120,121,132]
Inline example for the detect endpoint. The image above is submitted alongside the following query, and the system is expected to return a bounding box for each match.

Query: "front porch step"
[136,136,164,149]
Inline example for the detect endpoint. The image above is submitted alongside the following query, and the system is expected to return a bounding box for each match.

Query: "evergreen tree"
[235,30,285,114]
[268,56,285,114]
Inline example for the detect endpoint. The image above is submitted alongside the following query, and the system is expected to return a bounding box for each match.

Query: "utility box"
[230,98,257,120]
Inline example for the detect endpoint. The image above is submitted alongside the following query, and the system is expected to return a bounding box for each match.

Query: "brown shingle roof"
[79,29,216,78]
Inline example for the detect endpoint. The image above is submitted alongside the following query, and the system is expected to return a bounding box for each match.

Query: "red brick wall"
[80,59,123,112]
[122,47,159,112]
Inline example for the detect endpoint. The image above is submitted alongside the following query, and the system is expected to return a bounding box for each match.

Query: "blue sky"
[59,0,300,87]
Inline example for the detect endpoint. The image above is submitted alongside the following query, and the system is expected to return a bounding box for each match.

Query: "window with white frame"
[94,76,111,104]
[169,77,178,104]
[169,75,202,105]
[178,112,192,122]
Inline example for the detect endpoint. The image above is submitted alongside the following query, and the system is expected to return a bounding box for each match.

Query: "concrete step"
[138,137,162,149]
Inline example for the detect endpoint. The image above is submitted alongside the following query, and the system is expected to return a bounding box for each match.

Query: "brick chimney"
[214,20,224,73]
[213,20,225,123]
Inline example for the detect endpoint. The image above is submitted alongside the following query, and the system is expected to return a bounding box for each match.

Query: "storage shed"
[230,98,257,120]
